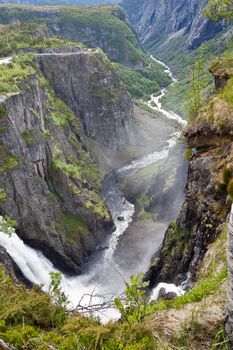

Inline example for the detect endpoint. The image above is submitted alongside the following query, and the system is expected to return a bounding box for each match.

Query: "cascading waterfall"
[0,56,187,321]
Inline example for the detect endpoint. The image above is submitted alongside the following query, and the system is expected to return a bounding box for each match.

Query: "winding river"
[0,56,186,321]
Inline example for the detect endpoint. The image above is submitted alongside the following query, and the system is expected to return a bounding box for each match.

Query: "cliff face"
[122,0,224,51]
[0,6,145,67]
[37,48,133,150]
[0,47,133,274]
[145,67,233,288]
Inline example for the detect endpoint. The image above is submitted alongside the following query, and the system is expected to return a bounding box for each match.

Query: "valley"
[0,0,232,349]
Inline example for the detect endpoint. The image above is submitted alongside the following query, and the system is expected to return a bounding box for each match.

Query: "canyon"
[0,1,232,348]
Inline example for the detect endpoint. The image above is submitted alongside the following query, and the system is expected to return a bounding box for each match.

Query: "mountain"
[0,0,119,5]
[122,0,224,52]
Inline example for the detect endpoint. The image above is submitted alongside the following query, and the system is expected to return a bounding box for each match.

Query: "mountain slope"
[0,0,119,5]
[122,0,224,52]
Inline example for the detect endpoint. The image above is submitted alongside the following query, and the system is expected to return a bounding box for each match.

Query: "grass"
[0,54,36,95]
[0,268,155,350]
[0,144,19,174]
[21,128,35,144]
[113,62,171,101]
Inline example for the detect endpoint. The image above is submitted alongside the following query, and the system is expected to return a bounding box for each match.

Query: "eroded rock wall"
[0,47,135,273]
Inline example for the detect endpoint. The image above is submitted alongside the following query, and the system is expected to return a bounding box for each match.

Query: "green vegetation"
[0,54,36,95]
[21,128,35,144]
[0,22,82,57]
[218,165,233,200]
[52,148,81,180]
[0,105,6,118]
[205,0,233,21]
[184,147,192,161]
[0,188,7,203]
[185,46,211,121]
[0,216,17,235]
[0,144,19,174]
[114,273,150,327]
[0,267,155,350]
[113,62,171,100]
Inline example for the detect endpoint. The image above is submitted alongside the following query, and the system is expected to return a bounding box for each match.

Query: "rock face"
[0,339,17,350]
[0,246,31,286]
[36,48,133,150]
[0,47,134,274]
[145,85,231,288]
[0,6,144,67]
[122,0,224,51]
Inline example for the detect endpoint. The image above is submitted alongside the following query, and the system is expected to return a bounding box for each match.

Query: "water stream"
[0,56,186,321]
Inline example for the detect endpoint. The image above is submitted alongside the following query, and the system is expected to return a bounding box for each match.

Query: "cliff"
[145,58,233,287]
[122,0,225,52]
[0,47,133,274]
[0,6,146,67]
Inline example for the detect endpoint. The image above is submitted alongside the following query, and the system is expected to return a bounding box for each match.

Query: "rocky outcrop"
[122,0,224,51]
[0,339,17,350]
[0,246,31,286]
[0,6,144,67]
[0,47,136,274]
[36,48,133,150]
[145,84,232,289]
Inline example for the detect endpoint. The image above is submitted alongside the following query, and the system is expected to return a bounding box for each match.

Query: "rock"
[117,216,125,221]
[0,49,125,274]
[36,48,133,151]
[123,0,225,52]
[0,339,17,350]
[158,287,177,301]
[0,246,32,286]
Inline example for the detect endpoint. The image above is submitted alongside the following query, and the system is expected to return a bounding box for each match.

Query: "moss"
[0,188,7,202]
[0,54,36,95]
[222,165,233,185]
[0,105,7,118]
[21,128,35,144]
[184,147,192,161]
[0,144,19,174]
[227,178,233,200]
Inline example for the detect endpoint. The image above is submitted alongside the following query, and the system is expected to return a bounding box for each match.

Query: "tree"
[49,271,68,325]
[114,273,150,327]
[205,0,233,21]
[185,45,209,120]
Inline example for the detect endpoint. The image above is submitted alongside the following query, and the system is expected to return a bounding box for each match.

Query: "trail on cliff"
[0,56,186,321]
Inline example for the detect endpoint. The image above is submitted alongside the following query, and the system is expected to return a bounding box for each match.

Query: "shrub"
[227,178,233,200]
[21,128,35,144]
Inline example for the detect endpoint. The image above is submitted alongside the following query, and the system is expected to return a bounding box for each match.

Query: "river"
[0,56,186,321]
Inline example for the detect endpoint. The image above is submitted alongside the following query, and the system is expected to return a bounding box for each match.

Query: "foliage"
[0,215,17,235]
[0,144,19,174]
[113,61,171,100]
[0,54,36,95]
[21,128,35,144]
[184,147,192,161]
[0,22,80,57]
[0,188,7,203]
[0,104,6,118]
[211,326,229,349]
[185,45,209,120]
[205,0,233,21]
[114,273,150,327]
[219,165,233,199]
[49,272,68,325]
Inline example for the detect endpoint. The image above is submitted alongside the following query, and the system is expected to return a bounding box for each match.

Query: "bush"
[227,178,233,200]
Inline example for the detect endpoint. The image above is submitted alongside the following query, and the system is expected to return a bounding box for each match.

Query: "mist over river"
[0,57,187,321]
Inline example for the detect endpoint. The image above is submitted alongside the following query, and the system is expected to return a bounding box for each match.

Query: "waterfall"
[0,56,187,320]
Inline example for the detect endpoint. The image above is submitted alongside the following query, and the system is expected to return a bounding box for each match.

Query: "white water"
[147,56,186,127]
[151,282,185,301]
[0,56,187,320]
[0,57,12,65]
